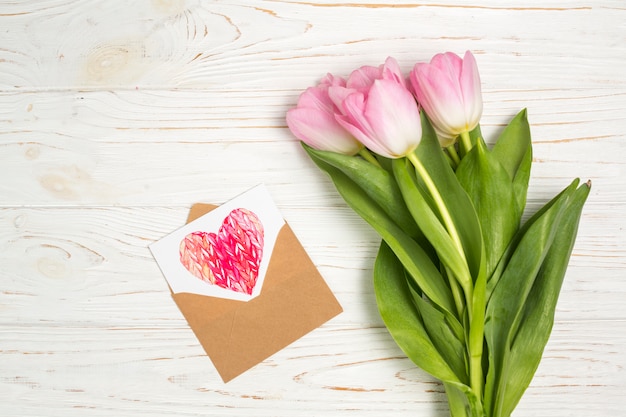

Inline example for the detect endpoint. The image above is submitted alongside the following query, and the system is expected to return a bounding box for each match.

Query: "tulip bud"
[286,74,363,155]
[410,51,483,147]
[334,57,422,159]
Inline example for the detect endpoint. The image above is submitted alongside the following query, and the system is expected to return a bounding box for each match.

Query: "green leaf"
[302,143,420,239]
[499,181,591,417]
[444,382,485,417]
[456,137,519,281]
[411,290,468,384]
[468,123,483,146]
[305,147,455,315]
[413,113,484,283]
[491,109,532,213]
[487,178,580,298]
[374,241,462,384]
[374,153,394,174]
[512,145,532,217]
[483,179,580,417]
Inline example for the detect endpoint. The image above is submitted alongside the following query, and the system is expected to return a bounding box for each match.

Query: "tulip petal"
[431,53,464,90]
[460,51,483,131]
[347,65,382,92]
[320,73,346,88]
[286,108,361,155]
[413,64,466,134]
[381,56,407,88]
[410,51,483,144]
[297,86,334,113]
[336,92,378,147]
[365,80,421,157]
[328,85,357,115]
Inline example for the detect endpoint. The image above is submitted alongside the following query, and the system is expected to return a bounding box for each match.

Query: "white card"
[149,184,285,302]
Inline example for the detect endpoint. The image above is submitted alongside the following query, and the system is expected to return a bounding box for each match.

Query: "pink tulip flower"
[286,74,363,155]
[410,51,482,147]
[333,57,422,159]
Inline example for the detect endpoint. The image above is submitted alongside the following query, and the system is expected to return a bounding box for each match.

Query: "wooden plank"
[0,88,624,206]
[0,2,624,91]
[0,321,624,416]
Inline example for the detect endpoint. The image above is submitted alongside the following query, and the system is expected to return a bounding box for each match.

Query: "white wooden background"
[1,1,624,416]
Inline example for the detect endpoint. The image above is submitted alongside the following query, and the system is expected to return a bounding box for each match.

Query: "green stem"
[358,148,382,168]
[446,143,461,167]
[444,265,465,320]
[468,286,485,402]
[407,152,468,270]
[408,150,484,402]
[460,131,473,155]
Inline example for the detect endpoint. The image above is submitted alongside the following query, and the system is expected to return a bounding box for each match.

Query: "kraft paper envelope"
[171,203,343,382]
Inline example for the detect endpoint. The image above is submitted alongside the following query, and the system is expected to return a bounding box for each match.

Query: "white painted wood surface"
[1,1,624,415]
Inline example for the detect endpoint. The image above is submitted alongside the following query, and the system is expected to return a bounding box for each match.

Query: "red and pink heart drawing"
[179,208,264,295]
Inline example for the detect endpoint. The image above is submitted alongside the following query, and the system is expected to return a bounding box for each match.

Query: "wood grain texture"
[1,1,625,416]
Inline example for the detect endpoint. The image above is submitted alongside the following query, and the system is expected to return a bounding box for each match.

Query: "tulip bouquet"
[286,51,590,417]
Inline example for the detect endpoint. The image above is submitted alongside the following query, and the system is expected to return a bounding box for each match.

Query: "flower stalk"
[460,131,473,155]
[358,148,382,167]
[407,151,470,291]
[446,144,461,167]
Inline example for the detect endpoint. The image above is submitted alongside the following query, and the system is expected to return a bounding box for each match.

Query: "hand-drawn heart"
[179,208,264,295]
